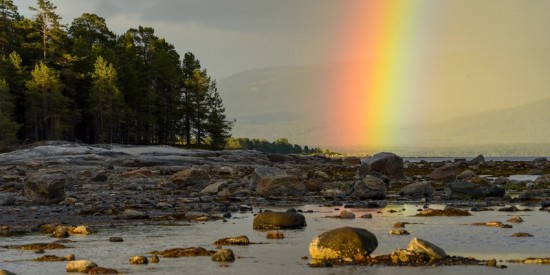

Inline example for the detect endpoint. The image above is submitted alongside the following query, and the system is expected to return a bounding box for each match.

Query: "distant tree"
[205,81,233,149]
[180,52,201,145]
[0,0,20,53]
[0,79,20,144]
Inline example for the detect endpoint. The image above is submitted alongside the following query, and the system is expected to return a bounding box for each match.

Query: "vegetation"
[0,0,233,149]
[226,137,328,155]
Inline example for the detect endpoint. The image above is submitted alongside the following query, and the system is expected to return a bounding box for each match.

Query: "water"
[1,204,550,274]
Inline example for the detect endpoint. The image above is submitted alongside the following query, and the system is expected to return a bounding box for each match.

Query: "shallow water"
[1,204,550,274]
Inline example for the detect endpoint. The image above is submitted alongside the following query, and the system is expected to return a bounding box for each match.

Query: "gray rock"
[200,181,226,195]
[339,210,355,219]
[253,212,306,230]
[309,227,378,262]
[0,195,16,206]
[359,152,404,182]
[123,209,149,219]
[398,181,433,199]
[407,237,447,260]
[23,171,66,205]
[428,163,457,183]
[457,170,476,180]
[350,175,387,200]
[249,166,286,191]
[252,167,306,196]
[518,189,550,201]
[470,154,485,164]
[169,168,211,190]
[211,249,235,262]
[444,181,483,199]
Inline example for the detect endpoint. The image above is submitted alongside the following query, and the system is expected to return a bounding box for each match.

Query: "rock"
[123,209,149,219]
[129,256,148,264]
[87,267,120,274]
[109,237,123,242]
[253,212,306,230]
[498,206,518,212]
[32,255,68,262]
[359,152,404,182]
[151,247,214,257]
[169,168,211,190]
[0,195,16,206]
[256,174,305,196]
[8,242,67,250]
[52,226,69,238]
[360,213,373,219]
[535,175,550,188]
[512,232,533,237]
[390,249,429,264]
[304,178,323,192]
[249,166,286,190]
[428,163,457,183]
[398,181,433,199]
[321,189,345,199]
[415,208,471,216]
[506,216,524,223]
[350,175,387,200]
[66,260,98,272]
[342,157,361,166]
[444,181,483,199]
[68,225,94,235]
[518,189,550,201]
[119,168,154,179]
[393,222,407,228]
[213,236,250,246]
[0,269,16,275]
[23,171,66,205]
[470,154,485,164]
[309,227,378,262]
[338,210,355,219]
[528,169,543,175]
[65,254,75,260]
[211,249,235,262]
[407,237,447,260]
[457,170,476,180]
[200,181,226,195]
[149,255,160,263]
[388,229,410,235]
[266,231,284,239]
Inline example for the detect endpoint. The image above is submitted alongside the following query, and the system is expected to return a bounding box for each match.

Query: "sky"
[15,0,550,150]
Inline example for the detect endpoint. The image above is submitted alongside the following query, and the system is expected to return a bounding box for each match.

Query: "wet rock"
[509,257,550,264]
[211,249,235,262]
[338,210,355,219]
[390,249,429,264]
[23,171,66,205]
[68,225,94,235]
[498,206,518,212]
[428,163,457,183]
[151,247,215,257]
[407,237,447,260]
[350,175,387,200]
[8,242,67,250]
[393,222,407,228]
[123,209,149,219]
[66,254,75,260]
[512,232,533,237]
[309,227,378,262]
[398,181,433,199]
[149,255,160,263]
[359,152,404,182]
[213,236,250,246]
[129,256,148,264]
[87,267,120,274]
[415,208,471,216]
[0,269,16,275]
[52,226,69,238]
[109,237,123,242]
[66,260,98,272]
[389,229,410,235]
[506,216,523,223]
[266,231,284,239]
[471,221,512,228]
[169,168,211,190]
[360,213,373,219]
[253,211,306,230]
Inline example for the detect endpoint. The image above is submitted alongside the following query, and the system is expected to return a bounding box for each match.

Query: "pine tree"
[0,0,20,53]
[205,81,233,149]
[0,79,20,145]
[28,0,65,65]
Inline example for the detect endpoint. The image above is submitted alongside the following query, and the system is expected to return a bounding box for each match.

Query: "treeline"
[226,137,326,155]
[0,0,233,149]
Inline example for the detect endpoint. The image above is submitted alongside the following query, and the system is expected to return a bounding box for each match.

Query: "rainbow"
[322,1,442,150]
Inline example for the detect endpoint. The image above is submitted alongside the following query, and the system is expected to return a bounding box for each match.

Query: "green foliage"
[0,2,233,149]
[226,137,326,155]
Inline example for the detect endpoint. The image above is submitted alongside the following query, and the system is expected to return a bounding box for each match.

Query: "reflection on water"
[1,204,550,274]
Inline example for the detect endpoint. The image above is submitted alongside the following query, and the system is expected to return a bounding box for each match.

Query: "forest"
[0,0,233,149]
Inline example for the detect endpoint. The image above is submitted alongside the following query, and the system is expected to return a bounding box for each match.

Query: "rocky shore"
[2,142,550,273]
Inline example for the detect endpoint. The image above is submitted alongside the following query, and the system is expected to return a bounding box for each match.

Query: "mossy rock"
[309,227,378,262]
[253,212,306,230]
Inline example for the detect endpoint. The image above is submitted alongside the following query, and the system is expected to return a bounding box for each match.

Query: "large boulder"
[444,181,482,199]
[253,212,306,230]
[309,227,378,262]
[350,175,387,200]
[23,170,66,205]
[428,163,457,183]
[169,168,210,190]
[250,167,305,196]
[359,152,404,182]
[407,237,447,260]
[66,260,98,272]
[399,181,433,199]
